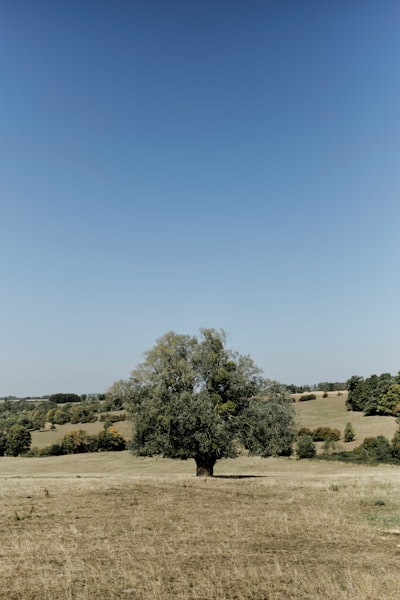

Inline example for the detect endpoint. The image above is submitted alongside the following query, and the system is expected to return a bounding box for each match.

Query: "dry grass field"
[2,394,400,598]
[295,391,397,451]
[1,454,400,599]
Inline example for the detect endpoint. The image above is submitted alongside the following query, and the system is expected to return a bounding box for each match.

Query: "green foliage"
[5,424,31,456]
[391,431,400,460]
[297,427,313,437]
[344,422,355,443]
[298,393,317,402]
[346,372,399,415]
[115,328,295,476]
[69,403,99,424]
[377,384,400,416]
[97,426,126,451]
[61,430,97,454]
[296,435,316,459]
[0,399,53,432]
[352,436,392,462]
[239,386,295,458]
[0,430,6,456]
[99,412,126,423]
[49,393,81,403]
[312,427,341,442]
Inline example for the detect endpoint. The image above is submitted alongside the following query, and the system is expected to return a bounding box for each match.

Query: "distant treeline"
[0,393,106,402]
[286,382,347,394]
[0,395,124,432]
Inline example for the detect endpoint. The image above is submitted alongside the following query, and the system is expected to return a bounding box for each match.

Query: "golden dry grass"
[1,455,400,599]
[3,394,399,598]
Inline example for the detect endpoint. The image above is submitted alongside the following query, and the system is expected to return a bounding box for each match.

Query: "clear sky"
[1,1,399,396]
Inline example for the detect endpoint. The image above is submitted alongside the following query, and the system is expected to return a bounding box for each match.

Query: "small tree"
[296,435,316,459]
[344,422,355,443]
[5,424,31,456]
[111,329,295,476]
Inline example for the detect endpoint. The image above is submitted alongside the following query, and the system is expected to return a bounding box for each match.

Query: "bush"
[353,436,392,462]
[97,426,126,451]
[99,412,127,423]
[344,422,355,443]
[322,391,328,398]
[322,438,338,455]
[298,394,317,402]
[391,431,400,460]
[296,435,316,459]
[297,427,313,438]
[61,430,96,454]
[312,427,341,442]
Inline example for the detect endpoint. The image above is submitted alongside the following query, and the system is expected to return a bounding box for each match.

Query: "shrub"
[298,394,317,402]
[322,391,328,398]
[61,430,94,454]
[353,436,392,462]
[0,430,6,456]
[296,435,316,459]
[312,427,341,442]
[44,443,65,456]
[344,422,355,443]
[322,438,338,455]
[99,412,127,423]
[391,431,400,459]
[97,427,126,451]
[297,427,313,438]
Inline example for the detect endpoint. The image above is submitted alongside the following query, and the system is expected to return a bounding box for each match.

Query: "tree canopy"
[346,372,400,416]
[110,328,295,476]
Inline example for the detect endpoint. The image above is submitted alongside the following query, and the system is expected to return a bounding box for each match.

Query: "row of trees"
[346,372,400,416]
[0,396,125,434]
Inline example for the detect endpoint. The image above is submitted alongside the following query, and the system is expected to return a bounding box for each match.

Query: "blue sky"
[1,1,399,396]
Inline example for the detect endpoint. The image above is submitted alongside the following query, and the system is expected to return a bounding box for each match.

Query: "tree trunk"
[195,455,216,477]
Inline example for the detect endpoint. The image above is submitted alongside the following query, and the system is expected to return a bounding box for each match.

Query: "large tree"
[111,328,295,476]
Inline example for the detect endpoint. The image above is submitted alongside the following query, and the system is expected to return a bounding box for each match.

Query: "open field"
[1,454,400,599]
[294,391,397,450]
[3,392,399,598]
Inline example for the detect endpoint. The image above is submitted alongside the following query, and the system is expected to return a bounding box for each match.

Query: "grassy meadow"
[295,391,398,451]
[1,392,400,599]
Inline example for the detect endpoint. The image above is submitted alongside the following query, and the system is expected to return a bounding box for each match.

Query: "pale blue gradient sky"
[1,1,399,396]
